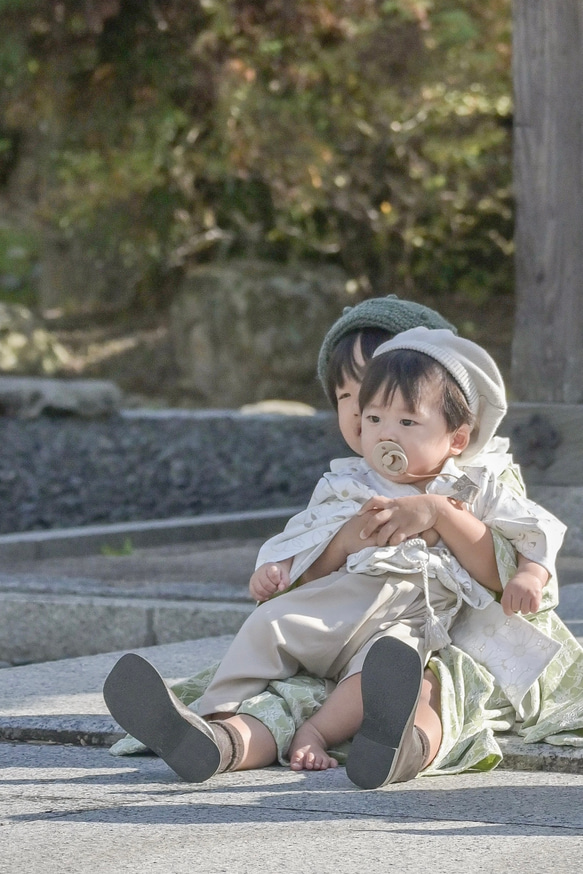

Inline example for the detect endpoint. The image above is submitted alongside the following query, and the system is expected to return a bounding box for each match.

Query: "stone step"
[1,510,583,664]
[0,591,254,665]
[0,638,230,746]
[0,513,275,665]
[0,536,261,664]
[1,635,583,777]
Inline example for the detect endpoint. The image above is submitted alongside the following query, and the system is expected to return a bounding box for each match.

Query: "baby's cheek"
[341,423,363,456]
[348,440,364,456]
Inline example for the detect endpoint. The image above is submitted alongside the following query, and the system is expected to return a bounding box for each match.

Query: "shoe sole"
[346,637,423,789]
[103,653,221,782]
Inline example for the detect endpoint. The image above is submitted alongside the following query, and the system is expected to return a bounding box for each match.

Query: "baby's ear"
[450,424,471,456]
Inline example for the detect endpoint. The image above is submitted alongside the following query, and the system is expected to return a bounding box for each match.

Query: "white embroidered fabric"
[450,600,562,715]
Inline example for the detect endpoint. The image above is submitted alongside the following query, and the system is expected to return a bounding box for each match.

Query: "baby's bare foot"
[289,723,339,771]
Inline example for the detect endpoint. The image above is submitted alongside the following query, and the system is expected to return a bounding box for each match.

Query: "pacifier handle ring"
[371,440,409,476]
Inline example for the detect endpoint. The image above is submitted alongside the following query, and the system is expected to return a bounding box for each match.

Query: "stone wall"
[2,402,583,559]
[170,260,353,407]
[0,409,347,534]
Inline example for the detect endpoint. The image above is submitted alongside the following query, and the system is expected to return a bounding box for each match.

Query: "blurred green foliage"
[0,0,513,309]
[0,227,39,305]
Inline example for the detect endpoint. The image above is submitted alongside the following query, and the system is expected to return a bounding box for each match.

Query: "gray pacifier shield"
[371,441,408,475]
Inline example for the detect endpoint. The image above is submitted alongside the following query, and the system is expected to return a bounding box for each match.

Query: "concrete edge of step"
[0,507,303,561]
[496,734,583,774]
[1,720,582,778]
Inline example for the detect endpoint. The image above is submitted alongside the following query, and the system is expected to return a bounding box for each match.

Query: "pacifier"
[371,440,409,476]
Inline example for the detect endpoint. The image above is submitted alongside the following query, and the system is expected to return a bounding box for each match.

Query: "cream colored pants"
[196,568,457,716]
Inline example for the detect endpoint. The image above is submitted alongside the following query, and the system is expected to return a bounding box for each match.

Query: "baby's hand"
[336,513,380,555]
[249,561,291,602]
[357,494,439,547]
[500,570,545,616]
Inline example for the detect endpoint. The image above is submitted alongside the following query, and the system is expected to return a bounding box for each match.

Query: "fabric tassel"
[398,537,456,651]
[424,608,452,650]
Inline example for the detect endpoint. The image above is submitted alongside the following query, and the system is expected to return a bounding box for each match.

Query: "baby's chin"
[368,464,431,486]
[379,472,412,484]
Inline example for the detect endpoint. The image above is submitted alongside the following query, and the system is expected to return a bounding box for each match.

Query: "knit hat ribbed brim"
[373,327,507,462]
[317,294,456,399]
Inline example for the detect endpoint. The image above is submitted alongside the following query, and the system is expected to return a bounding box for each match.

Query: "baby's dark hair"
[325,327,393,408]
[359,349,474,433]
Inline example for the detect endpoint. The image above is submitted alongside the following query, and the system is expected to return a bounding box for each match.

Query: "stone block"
[0,594,151,664]
[0,593,253,665]
[170,260,353,407]
[0,376,122,418]
[151,601,253,645]
[529,485,583,558]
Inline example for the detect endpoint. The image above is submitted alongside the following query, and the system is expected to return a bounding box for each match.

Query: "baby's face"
[333,336,367,454]
[335,373,363,454]
[360,383,467,485]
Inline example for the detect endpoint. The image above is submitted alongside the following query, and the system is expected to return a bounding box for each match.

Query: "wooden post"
[512,0,583,401]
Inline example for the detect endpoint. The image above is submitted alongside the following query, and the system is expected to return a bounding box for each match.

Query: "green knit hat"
[317,294,456,396]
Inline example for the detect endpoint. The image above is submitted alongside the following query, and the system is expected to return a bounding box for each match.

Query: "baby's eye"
[400,418,416,427]
[366,414,381,424]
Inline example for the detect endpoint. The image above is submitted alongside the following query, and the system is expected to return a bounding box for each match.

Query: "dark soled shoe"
[346,637,425,789]
[103,652,221,782]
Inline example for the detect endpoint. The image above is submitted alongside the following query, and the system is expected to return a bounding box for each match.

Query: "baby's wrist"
[517,560,549,586]
[425,494,448,530]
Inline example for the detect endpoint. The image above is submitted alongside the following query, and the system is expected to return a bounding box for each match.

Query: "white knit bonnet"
[373,327,507,462]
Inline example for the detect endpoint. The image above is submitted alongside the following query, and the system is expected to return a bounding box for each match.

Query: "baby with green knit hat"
[317,294,456,404]
[104,294,583,790]
[103,311,564,790]
[246,293,553,777]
